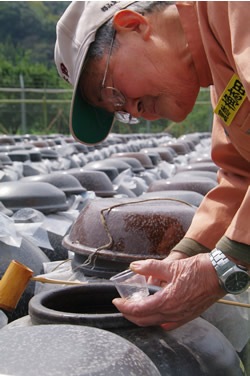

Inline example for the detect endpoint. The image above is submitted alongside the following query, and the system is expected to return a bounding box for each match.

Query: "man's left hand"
[112,253,225,330]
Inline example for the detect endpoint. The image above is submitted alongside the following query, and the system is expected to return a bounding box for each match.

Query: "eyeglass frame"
[100,30,139,124]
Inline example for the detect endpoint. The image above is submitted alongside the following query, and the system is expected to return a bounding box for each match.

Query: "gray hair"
[87,1,174,60]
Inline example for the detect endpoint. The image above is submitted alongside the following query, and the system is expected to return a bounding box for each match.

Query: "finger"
[112,295,155,314]
[161,322,180,331]
[130,258,172,281]
[120,310,196,328]
[112,294,201,328]
[112,287,175,321]
[112,291,162,316]
[122,312,169,327]
[112,296,167,327]
[161,318,191,331]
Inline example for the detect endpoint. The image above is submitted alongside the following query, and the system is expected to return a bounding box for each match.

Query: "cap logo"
[60,63,70,83]
[101,1,117,12]
[60,63,69,76]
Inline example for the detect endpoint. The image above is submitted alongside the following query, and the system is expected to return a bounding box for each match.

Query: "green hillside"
[0,2,69,66]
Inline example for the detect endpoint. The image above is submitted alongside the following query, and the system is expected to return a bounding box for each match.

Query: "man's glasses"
[100,30,138,124]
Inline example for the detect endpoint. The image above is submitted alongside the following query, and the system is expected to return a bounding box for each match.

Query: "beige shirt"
[174,2,250,263]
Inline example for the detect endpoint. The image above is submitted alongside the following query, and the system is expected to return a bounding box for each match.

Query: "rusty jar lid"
[63,197,195,276]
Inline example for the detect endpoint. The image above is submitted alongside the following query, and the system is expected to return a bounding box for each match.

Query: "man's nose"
[125,98,143,118]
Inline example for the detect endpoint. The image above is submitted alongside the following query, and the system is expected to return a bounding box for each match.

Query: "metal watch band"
[209,248,235,275]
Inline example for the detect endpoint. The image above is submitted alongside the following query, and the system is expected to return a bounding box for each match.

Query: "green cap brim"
[70,87,114,145]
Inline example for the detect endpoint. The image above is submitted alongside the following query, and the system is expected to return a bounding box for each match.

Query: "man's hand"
[112,253,225,331]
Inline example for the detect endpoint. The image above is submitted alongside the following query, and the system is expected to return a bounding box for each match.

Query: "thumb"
[130,258,171,280]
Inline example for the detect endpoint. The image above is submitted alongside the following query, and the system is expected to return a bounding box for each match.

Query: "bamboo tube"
[218,299,250,309]
[0,260,33,311]
[31,276,88,286]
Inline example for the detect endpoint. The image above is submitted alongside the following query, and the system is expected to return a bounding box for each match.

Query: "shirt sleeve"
[172,164,250,264]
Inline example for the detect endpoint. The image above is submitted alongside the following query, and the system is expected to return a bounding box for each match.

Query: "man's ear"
[113,10,151,39]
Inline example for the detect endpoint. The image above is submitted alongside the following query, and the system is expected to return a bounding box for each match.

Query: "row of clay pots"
[0,131,215,317]
[0,132,246,376]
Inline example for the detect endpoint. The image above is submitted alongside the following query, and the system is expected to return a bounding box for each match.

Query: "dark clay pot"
[67,168,116,197]
[173,170,218,182]
[0,135,15,145]
[85,159,131,174]
[179,133,201,146]
[111,152,154,169]
[20,172,86,196]
[141,147,174,163]
[148,177,217,196]
[188,156,213,164]
[7,150,31,162]
[31,140,50,148]
[62,197,195,277]
[110,156,145,173]
[83,163,119,181]
[28,149,42,162]
[140,150,162,165]
[40,147,59,160]
[164,140,191,155]
[28,284,244,376]
[72,142,89,154]
[176,162,219,173]
[0,324,160,376]
[0,181,69,213]
[141,190,204,207]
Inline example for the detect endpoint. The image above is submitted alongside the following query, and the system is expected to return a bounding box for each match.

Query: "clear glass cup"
[110,269,149,301]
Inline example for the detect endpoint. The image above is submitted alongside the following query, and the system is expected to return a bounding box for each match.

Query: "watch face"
[225,271,249,293]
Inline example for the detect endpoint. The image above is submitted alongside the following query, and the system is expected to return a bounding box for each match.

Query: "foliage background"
[0,1,212,137]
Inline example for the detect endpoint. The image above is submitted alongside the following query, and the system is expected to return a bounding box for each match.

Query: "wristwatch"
[210,248,249,294]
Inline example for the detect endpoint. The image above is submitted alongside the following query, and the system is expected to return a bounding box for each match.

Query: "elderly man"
[55,1,250,330]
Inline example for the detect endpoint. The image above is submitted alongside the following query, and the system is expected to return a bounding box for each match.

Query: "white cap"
[55,1,137,145]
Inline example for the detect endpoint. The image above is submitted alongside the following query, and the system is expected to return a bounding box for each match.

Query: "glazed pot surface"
[67,168,116,197]
[62,197,195,277]
[0,181,69,213]
[148,177,216,196]
[0,324,160,376]
[28,284,244,376]
[64,197,195,256]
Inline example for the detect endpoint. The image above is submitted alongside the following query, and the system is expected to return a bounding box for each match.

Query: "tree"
[0,2,69,65]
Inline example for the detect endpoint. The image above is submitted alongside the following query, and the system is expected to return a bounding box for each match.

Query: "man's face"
[82,14,200,124]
